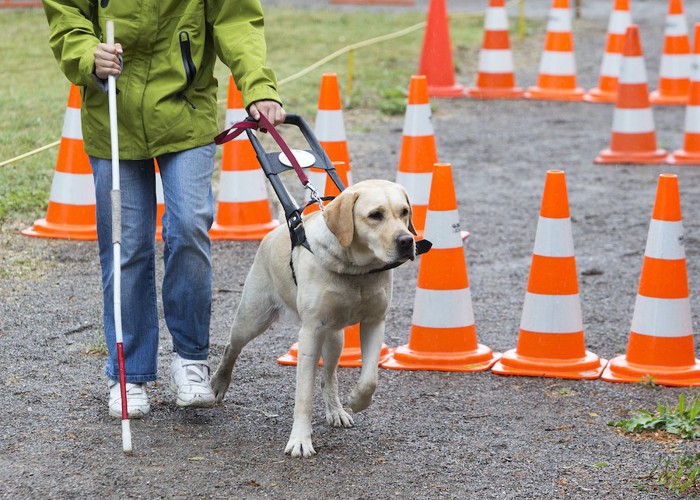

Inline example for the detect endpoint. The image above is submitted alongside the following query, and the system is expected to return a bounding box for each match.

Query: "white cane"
[106,20,132,454]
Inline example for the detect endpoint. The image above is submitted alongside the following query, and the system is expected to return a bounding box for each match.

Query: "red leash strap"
[213,120,256,143]
[214,114,310,187]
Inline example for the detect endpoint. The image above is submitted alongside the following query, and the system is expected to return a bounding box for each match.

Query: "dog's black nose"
[396,234,414,255]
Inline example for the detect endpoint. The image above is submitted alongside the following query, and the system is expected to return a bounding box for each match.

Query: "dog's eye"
[368,211,384,221]
[401,208,410,217]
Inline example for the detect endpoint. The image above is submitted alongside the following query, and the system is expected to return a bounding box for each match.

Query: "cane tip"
[122,419,133,454]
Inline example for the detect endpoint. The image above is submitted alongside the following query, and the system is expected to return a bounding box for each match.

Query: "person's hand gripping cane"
[94,40,123,80]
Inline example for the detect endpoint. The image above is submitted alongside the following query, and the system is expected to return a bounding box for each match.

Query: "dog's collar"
[289,238,432,286]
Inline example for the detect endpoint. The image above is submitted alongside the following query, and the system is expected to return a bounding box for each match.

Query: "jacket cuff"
[91,67,109,92]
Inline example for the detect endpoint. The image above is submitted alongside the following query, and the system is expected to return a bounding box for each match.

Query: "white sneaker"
[108,380,150,419]
[170,354,215,408]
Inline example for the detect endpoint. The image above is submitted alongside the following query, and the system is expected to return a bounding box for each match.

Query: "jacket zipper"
[178,31,197,109]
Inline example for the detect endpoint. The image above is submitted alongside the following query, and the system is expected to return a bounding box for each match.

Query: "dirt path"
[2,1,699,498]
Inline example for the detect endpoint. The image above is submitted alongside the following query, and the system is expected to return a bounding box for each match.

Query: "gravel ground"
[2,0,700,498]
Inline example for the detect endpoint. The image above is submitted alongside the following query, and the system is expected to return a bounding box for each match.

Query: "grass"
[0,8,486,226]
[653,453,700,495]
[84,330,108,357]
[0,9,66,225]
[610,394,700,494]
[262,9,484,114]
[609,393,700,440]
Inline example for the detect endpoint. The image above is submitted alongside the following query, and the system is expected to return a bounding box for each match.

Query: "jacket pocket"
[178,31,197,109]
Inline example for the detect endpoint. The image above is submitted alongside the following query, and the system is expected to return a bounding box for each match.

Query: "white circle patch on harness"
[279,149,316,168]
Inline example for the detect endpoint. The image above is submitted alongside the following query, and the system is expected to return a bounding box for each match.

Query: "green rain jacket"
[43,0,282,159]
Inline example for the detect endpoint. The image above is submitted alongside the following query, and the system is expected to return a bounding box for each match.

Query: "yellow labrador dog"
[211,179,416,458]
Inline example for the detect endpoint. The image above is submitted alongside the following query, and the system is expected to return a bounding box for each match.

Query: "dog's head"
[323,179,417,267]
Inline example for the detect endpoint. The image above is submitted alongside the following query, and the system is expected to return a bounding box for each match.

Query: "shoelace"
[182,362,210,384]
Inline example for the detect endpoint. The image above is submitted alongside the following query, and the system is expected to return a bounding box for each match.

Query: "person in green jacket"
[43,0,285,418]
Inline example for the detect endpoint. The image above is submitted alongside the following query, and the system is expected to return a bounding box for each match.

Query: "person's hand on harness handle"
[94,42,123,80]
[249,100,286,132]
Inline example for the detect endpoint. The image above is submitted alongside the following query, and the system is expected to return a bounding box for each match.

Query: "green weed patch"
[609,394,700,440]
[611,394,700,494]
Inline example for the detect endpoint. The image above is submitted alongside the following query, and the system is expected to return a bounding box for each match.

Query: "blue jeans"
[91,144,216,383]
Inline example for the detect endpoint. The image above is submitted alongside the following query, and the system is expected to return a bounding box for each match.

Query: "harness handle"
[215,114,310,187]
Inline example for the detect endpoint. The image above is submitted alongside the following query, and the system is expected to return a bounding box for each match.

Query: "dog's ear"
[404,192,417,236]
[324,190,359,247]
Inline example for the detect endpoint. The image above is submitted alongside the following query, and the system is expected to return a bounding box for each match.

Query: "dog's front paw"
[210,369,231,403]
[326,407,354,428]
[285,427,316,458]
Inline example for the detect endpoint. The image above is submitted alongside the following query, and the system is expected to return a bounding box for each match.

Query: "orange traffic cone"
[155,160,165,241]
[595,25,668,164]
[492,170,606,379]
[668,24,700,165]
[465,0,524,99]
[395,75,437,237]
[314,73,351,168]
[210,76,279,241]
[22,84,97,240]
[525,0,585,101]
[649,0,691,106]
[382,163,500,372]
[418,0,466,98]
[584,0,632,103]
[602,174,700,386]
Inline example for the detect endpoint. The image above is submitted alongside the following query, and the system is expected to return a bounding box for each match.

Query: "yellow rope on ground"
[0,140,60,168]
[2,0,525,169]
[278,21,426,88]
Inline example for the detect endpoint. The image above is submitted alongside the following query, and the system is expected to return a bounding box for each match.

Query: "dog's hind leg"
[285,324,323,458]
[211,286,278,403]
[348,320,384,413]
[321,329,354,429]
